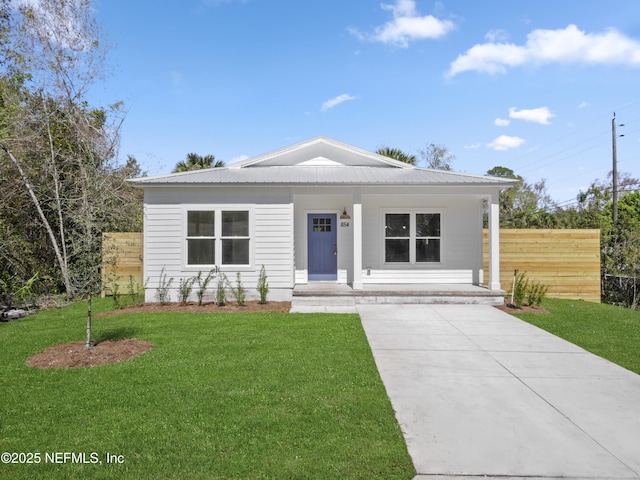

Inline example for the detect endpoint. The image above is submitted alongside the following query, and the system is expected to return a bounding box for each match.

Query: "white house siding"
[143,187,293,302]
[360,192,485,284]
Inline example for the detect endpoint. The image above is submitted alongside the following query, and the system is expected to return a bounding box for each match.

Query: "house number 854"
[340,221,350,227]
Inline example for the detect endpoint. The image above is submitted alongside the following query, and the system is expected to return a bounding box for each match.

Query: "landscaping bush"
[511,271,548,308]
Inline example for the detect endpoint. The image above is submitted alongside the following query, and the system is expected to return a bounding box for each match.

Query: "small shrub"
[155,266,174,305]
[511,271,549,308]
[527,280,549,307]
[257,265,269,304]
[195,269,216,306]
[178,277,196,305]
[216,272,227,306]
[512,272,529,307]
[229,272,246,306]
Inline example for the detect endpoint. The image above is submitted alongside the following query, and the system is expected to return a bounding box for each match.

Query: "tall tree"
[0,0,140,299]
[419,143,455,171]
[376,146,416,165]
[173,153,224,172]
[486,166,558,228]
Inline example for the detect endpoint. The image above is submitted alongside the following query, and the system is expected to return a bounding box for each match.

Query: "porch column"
[352,191,363,290]
[488,191,501,291]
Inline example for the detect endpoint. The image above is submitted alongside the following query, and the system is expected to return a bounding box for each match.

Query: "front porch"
[290,283,506,313]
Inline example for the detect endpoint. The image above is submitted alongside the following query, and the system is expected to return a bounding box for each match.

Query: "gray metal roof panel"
[130,166,518,187]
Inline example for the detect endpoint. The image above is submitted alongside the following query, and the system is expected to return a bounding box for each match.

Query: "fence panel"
[484,229,600,303]
[101,233,144,297]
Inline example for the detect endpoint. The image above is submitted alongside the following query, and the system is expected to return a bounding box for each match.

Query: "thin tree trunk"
[0,142,75,298]
[85,295,92,349]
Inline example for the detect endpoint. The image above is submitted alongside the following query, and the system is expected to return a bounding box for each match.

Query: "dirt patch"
[495,303,548,314]
[96,301,291,318]
[27,338,154,369]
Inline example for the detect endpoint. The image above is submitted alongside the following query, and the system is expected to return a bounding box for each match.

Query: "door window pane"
[188,211,215,236]
[416,238,440,263]
[416,214,440,237]
[222,211,249,236]
[222,239,249,265]
[187,239,215,265]
[385,239,410,263]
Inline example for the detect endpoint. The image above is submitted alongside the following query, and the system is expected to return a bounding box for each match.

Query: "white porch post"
[488,191,501,291]
[352,191,363,290]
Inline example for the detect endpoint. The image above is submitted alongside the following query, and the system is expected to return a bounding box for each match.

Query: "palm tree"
[173,153,224,173]
[376,146,416,165]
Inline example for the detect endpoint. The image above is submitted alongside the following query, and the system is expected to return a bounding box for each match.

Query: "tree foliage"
[173,153,224,172]
[375,146,416,165]
[0,0,142,301]
[419,143,455,171]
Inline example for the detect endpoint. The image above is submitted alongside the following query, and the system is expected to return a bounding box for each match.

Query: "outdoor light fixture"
[340,208,351,220]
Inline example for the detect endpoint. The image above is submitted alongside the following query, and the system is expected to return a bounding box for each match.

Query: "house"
[131,136,517,303]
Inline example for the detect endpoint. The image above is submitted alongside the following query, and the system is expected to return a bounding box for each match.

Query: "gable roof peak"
[233,136,414,169]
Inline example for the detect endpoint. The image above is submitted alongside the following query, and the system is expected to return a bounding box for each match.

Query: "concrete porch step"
[290,285,506,313]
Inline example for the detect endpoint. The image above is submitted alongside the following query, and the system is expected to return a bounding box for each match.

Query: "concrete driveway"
[357,304,640,480]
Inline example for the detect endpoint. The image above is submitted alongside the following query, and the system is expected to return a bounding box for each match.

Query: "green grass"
[512,297,640,375]
[0,299,415,479]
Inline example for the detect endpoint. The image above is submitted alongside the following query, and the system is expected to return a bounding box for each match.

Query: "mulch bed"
[494,303,548,314]
[96,301,292,318]
[27,338,154,369]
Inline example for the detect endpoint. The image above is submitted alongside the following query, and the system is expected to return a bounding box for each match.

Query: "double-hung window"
[187,211,216,265]
[186,209,251,267]
[385,212,441,263]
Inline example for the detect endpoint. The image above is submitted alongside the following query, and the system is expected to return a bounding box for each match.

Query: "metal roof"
[130,137,518,188]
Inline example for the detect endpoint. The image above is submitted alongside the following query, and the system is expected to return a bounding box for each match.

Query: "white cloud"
[464,143,482,150]
[487,135,525,151]
[508,106,555,125]
[447,24,640,77]
[350,0,455,48]
[321,94,356,112]
[494,118,511,127]
[578,101,591,108]
[485,29,509,43]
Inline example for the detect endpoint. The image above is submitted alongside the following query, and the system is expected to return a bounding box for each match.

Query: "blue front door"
[308,214,337,281]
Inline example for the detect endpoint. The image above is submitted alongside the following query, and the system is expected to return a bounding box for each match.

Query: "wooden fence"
[483,229,601,303]
[101,232,144,297]
[101,229,602,302]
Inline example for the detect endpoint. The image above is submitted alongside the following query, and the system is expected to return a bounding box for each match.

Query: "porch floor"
[291,283,506,311]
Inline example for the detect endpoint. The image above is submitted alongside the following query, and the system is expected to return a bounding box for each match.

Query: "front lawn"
[0,299,415,479]
[512,297,640,375]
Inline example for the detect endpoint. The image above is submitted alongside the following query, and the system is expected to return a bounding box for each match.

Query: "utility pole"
[612,113,625,225]
[612,114,618,225]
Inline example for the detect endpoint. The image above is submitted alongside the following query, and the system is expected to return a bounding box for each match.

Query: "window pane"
[222,211,249,236]
[188,211,215,237]
[385,239,410,263]
[222,239,249,265]
[187,239,215,265]
[416,238,440,262]
[385,214,410,237]
[416,214,440,237]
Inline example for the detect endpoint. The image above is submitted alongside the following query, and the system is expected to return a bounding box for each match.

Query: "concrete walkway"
[357,304,640,480]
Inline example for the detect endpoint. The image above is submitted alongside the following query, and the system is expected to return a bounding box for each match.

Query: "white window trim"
[183,206,254,271]
[382,208,444,266]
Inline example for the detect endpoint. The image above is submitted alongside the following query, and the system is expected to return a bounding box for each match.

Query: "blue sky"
[93,0,640,206]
